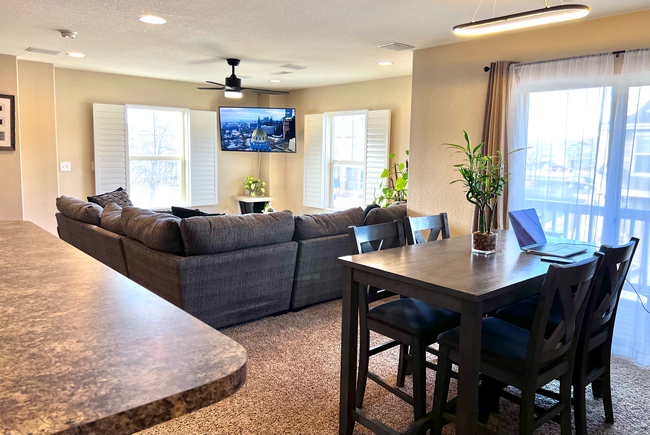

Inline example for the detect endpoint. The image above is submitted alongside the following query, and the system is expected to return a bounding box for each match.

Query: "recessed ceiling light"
[269,79,282,83]
[139,15,167,24]
[378,61,393,66]
[67,52,86,58]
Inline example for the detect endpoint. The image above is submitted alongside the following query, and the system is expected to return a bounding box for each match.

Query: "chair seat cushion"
[438,317,532,374]
[494,295,562,338]
[367,299,459,340]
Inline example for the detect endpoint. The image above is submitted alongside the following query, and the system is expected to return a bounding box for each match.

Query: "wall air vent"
[270,71,293,75]
[25,47,61,56]
[280,64,307,70]
[378,42,415,51]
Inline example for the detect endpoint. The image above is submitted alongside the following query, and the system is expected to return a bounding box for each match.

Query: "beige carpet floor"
[141,299,650,435]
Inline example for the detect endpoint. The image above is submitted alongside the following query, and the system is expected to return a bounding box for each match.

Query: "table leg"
[339,266,359,435]
[456,300,483,435]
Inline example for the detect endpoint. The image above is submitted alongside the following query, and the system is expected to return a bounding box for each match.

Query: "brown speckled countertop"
[0,221,247,435]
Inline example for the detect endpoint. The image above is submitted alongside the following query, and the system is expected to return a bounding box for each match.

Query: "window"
[127,107,187,209]
[330,114,366,209]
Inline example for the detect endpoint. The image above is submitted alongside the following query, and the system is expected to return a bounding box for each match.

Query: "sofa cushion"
[364,203,407,226]
[171,206,224,219]
[100,203,125,236]
[121,206,184,255]
[55,196,103,226]
[180,210,295,256]
[293,207,364,241]
[87,187,133,208]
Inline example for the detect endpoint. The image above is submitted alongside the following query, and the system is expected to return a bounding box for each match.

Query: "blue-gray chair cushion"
[494,295,563,338]
[368,299,460,340]
[293,207,364,240]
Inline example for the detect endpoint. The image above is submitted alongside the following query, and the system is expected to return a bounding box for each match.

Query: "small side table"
[232,195,275,214]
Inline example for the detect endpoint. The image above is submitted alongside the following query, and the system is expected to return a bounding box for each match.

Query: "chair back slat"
[403,213,450,246]
[527,254,602,369]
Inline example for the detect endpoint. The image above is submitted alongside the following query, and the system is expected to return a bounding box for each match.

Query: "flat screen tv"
[219,106,296,153]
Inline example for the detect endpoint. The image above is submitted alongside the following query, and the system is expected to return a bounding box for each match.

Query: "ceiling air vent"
[270,71,293,75]
[25,47,61,56]
[280,64,307,70]
[378,42,415,51]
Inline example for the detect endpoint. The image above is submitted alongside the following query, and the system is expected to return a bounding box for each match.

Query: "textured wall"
[18,60,59,234]
[0,54,22,220]
[409,10,650,236]
[285,75,412,215]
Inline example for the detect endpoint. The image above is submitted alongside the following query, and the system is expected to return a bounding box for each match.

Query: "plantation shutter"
[364,109,391,206]
[303,114,325,209]
[188,110,218,206]
[93,103,127,195]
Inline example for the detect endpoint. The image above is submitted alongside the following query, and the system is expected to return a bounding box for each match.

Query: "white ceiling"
[0,0,647,90]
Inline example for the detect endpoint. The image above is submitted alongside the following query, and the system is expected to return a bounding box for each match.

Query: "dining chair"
[494,238,639,435]
[431,254,603,435]
[403,213,450,246]
[348,220,460,424]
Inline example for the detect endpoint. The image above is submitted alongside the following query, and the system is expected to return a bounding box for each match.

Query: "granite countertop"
[0,221,247,435]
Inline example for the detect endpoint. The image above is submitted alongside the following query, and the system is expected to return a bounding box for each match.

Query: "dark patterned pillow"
[171,206,224,219]
[88,187,133,208]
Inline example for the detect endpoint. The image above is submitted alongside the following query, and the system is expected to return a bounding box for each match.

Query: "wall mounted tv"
[219,106,296,153]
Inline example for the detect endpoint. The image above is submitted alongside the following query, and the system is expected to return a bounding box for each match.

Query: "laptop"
[508,208,588,258]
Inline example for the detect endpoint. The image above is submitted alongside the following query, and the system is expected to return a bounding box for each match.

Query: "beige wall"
[409,10,650,236]
[0,54,22,220]
[54,68,273,214]
[18,60,59,233]
[285,75,412,214]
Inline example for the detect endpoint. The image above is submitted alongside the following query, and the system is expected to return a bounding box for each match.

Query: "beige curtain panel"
[473,60,517,232]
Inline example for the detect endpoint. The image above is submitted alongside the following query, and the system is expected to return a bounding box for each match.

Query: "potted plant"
[244,175,266,197]
[445,131,513,255]
[373,150,409,207]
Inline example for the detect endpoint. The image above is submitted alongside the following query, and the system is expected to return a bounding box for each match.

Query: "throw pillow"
[171,206,224,219]
[100,203,125,235]
[88,187,133,208]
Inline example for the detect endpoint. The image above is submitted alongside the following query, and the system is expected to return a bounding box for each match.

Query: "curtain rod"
[483,49,630,72]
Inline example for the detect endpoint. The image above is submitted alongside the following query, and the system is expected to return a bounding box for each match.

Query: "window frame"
[125,104,191,208]
[324,110,368,210]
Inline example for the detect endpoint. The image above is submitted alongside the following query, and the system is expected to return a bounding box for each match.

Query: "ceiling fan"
[198,58,290,99]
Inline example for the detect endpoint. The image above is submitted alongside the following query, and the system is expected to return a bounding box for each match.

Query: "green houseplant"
[244,175,266,197]
[446,131,512,255]
[373,150,409,207]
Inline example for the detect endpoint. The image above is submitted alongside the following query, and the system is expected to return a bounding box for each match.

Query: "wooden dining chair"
[348,221,460,425]
[493,238,639,435]
[403,213,450,246]
[431,254,603,435]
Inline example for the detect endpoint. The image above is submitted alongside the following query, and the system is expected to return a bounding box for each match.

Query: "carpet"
[141,299,650,435]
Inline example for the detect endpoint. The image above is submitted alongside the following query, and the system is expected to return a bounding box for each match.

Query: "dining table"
[338,228,595,435]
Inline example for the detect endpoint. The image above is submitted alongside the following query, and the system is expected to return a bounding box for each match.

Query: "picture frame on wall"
[0,94,16,151]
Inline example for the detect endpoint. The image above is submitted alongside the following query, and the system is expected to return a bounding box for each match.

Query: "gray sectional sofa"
[55,196,406,329]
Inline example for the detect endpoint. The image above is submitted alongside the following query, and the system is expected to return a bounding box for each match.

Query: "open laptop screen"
[508,208,547,248]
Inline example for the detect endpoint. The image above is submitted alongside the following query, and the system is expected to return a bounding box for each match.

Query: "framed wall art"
[0,94,16,151]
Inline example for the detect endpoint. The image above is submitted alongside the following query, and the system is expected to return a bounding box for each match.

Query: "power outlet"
[60,162,72,172]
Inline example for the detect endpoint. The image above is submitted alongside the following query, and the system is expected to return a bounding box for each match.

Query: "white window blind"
[189,110,218,206]
[364,109,391,206]
[303,114,325,209]
[93,103,127,195]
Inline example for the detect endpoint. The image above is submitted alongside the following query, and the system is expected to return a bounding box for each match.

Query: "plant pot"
[472,231,498,255]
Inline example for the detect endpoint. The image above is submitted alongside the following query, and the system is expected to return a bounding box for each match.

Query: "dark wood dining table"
[338,229,595,435]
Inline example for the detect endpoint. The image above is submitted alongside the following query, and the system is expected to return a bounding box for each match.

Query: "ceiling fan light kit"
[454,4,590,36]
[198,58,290,98]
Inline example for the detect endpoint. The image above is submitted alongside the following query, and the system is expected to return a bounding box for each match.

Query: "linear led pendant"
[453,5,590,36]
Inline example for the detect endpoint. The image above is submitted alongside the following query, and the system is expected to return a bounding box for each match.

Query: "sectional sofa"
[55,196,407,329]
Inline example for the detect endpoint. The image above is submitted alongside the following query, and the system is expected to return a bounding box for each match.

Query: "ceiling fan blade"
[206,81,225,86]
[240,87,290,95]
[197,86,225,90]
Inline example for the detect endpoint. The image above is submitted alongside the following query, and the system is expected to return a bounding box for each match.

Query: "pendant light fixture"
[454,1,589,36]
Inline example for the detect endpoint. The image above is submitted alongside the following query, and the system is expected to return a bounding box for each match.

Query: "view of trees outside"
[127,108,184,208]
[332,114,366,209]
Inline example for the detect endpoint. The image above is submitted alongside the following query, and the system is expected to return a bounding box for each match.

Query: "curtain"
[473,61,516,232]
[508,50,650,365]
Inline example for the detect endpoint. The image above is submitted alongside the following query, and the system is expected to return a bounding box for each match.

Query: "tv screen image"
[219,107,296,153]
